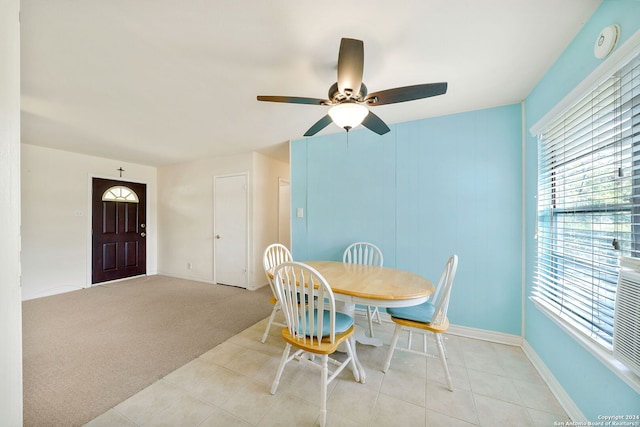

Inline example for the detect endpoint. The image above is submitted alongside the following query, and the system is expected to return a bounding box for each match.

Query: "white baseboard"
[427,323,584,421]
[521,340,586,422]
[366,310,524,347]
[22,285,84,301]
[447,324,523,347]
[157,272,269,291]
[157,271,216,284]
[361,310,583,422]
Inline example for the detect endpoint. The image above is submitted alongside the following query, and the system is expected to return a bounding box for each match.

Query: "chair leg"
[320,354,329,427]
[261,303,280,343]
[435,333,453,391]
[366,306,375,338]
[382,324,401,373]
[344,336,361,383]
[271,343,291,394]
[373,307,382,324]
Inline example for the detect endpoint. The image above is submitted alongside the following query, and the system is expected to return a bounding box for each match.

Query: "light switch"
[297,208,304,218]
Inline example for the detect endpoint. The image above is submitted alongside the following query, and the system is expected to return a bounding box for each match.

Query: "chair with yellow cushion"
[382,254,458,391]
[270,261,360,427]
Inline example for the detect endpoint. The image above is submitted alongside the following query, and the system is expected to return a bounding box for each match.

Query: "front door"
[92,178,147,284]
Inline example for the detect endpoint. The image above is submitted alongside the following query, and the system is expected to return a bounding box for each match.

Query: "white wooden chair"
[261,243,293,343]
[382,255,459,391]
[270,261,360,427]
[343,242,384,337]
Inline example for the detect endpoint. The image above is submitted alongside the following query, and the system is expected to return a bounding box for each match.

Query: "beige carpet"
[22,275,272,427]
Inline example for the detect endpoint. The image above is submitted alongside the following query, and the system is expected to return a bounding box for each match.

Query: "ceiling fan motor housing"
[329,82,368,104]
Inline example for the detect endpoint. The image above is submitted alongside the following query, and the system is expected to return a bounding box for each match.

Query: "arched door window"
[101,185,139,203]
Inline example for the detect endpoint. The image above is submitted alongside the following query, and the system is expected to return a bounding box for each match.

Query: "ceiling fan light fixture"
[328,102,369,131]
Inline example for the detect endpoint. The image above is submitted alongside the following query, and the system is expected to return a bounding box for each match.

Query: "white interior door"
[213,174,248,288]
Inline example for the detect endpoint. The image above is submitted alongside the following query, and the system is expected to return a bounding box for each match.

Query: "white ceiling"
[20,0,601,166]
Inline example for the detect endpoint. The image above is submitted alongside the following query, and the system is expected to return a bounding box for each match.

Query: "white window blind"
[534,50,640,350]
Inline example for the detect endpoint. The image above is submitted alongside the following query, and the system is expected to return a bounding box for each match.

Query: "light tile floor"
[85,314,569,427]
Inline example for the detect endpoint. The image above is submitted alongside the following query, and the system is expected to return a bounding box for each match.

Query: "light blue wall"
[291,104,523,335]
[524,0,640,420]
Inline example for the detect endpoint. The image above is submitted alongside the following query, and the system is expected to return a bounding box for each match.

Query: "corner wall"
[157,151,289,288]
[0,0,23,423]
[252,151,291,286]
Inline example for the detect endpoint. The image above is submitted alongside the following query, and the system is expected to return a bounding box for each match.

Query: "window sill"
[530,296,640,394]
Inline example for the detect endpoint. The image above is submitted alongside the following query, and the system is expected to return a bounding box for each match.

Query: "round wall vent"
[594,24,620,59]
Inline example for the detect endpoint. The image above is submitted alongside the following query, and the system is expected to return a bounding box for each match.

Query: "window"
[533,50,640,351]
[102,186,139,203]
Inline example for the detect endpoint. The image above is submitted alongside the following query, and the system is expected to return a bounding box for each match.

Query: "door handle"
[140,232,146,237]
[215,234,221,239]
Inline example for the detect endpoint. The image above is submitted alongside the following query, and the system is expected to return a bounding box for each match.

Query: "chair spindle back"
[430,254,458,326]
[273,262,337,345]
[342,242,383,267]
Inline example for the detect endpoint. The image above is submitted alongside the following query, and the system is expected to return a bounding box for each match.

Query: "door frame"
[278,177,290,248]
[86,174,150,287]
[212,172,250,287]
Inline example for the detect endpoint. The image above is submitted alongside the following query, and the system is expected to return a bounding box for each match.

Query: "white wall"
[0,0,23,423]
[158,151,289,289]
[21,144,158,300]
[252,151,290,284]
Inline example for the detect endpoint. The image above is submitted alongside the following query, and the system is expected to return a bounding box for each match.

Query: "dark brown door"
[92,178,147,284]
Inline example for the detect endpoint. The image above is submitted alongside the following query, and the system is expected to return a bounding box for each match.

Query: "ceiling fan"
[257,38,448,137]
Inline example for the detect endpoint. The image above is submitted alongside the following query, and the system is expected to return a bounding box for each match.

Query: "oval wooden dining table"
[303,260,434,307]
[301,260,434,382]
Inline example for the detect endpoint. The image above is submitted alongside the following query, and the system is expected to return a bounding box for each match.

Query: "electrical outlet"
[187,262,192,270]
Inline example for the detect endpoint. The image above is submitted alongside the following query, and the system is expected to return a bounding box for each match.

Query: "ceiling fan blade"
[361,111,391,135]
[257,95,329,106]
[365,82,448,106]
[304,114,333,137]
[337,38,364,98]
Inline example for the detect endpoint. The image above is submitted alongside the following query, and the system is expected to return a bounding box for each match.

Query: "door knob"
[140,232,146,237]
[216,234,221,239]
